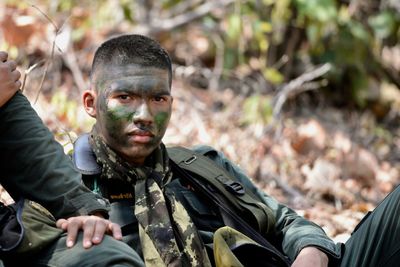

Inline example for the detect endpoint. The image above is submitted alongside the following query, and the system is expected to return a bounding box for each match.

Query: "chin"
[122,147,155,162]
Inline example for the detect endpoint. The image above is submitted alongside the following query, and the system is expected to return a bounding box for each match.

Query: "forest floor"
[163,79,400,243]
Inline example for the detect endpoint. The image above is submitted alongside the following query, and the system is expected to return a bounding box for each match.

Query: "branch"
[272,63,332,119]
[135,0,235,35]
[209,33,224,91]
[20,60,45,93]
[30,5,70,103]
[34,37,56,104]
[30,4,60,104]
[31,4,58,31]
[167,0,204,17]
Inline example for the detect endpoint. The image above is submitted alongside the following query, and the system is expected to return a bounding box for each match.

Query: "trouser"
[3,232,145,267]
[340,184,400,267]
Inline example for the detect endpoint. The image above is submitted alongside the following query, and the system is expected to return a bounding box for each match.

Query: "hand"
[0,51,21,107]
[291,247,329,267]
[56,214,123,249]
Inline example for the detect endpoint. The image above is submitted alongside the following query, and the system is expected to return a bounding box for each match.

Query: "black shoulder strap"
[167,146,276,237]
[168,156,291,267]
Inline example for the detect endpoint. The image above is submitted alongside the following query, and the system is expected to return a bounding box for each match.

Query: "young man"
[0,51,142,266]
[76,34,334,267]
[77,34,400,267]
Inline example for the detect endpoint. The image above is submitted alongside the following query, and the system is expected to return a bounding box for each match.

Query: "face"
[87,64,173,165]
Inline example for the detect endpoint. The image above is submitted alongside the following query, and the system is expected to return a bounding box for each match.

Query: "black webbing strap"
[169,159,291,267]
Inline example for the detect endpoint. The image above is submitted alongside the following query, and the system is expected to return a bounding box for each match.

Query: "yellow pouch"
[213,226,289,267]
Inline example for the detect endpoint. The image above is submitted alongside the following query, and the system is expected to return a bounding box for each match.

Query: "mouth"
[127,129,154,144]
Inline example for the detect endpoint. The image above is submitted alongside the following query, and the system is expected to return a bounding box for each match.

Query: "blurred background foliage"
[0,0,399,131]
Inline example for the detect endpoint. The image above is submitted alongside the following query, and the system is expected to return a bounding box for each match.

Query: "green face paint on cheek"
[107,105,135,121]
[103,106,135,147]
[154,112,170,129]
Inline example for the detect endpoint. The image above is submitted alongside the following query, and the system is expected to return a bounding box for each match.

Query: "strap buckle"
[224,180,245,195]
[183,155,197,164]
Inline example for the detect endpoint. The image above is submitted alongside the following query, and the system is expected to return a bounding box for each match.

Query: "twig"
[34,36,56,104]
[30,4,66,104]
[167,0,204,17]
[20,60,45,93]
[209,33,224,91]
[136,0,235,35]
[30,4,59,31]
[272,63,332,119]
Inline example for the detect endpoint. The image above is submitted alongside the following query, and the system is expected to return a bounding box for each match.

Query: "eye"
[117,94,130,101]
[153,96,167,102]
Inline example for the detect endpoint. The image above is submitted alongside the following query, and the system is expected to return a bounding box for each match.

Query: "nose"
[133,102,152,125]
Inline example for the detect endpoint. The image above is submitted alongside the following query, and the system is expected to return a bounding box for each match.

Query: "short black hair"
[91,34,172,87]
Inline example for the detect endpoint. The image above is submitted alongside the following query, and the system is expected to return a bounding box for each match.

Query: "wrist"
[297,246,329,265]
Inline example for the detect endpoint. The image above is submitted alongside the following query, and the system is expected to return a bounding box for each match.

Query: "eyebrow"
[108,86,171,97]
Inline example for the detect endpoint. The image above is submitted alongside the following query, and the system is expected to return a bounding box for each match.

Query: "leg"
[5,232,144,267]
[340,185,400,267]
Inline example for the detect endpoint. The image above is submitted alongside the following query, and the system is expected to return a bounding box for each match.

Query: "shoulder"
[191,145,219,157]
[72,133,101,175]
[167,144,224,165]
[168,144,258,189]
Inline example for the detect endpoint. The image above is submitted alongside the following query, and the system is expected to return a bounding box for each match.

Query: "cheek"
[107,105,135,121]
[103,106,135,133]
[154,111,171,130]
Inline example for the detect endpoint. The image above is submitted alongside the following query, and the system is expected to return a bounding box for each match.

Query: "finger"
[12,69,21,81]
[66,219,81,248]
[56,218,68,230]
[82,219,95,249]
[109,223,123,240]
[15,80,22,90]
[7,60,17,71]
[91,219,108,245]
[0,51,8,62]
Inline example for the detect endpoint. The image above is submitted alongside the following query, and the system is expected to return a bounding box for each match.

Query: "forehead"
[92,64,170,91]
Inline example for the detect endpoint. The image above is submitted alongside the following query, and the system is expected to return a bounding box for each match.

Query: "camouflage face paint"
[93,64,172,165]
[155,112,170,130]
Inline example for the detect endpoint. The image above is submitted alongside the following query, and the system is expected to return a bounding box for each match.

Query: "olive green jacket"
[73,134,341,263]
[0,92,109,219]
[191,146,341,262]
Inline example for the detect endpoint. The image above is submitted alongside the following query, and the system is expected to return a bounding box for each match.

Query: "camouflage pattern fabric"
[90,131,211,267]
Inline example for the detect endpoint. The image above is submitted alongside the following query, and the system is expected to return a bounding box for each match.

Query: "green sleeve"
[192,145,341,262]
[0,92,109,219]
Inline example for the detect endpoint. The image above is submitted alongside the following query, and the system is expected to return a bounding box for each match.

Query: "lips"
[127,129,154,143]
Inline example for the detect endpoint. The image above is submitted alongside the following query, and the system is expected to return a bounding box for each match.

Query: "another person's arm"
[0,52,121,248]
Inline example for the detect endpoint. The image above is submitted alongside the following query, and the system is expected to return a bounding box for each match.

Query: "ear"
[83,90,97,118]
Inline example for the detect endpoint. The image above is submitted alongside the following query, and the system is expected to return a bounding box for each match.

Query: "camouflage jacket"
[73,135,341,264]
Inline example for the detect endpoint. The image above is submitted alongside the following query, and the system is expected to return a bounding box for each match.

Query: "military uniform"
[0,92,142,267]
[74,131,400,267]
[73,133,342,266]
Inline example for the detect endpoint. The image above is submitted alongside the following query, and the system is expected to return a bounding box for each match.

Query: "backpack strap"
[167,146,276,235]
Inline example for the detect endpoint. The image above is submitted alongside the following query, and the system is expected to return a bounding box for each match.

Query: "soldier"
[0,51,142,266]
[73,34,336,267]
[75,34,400,267]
